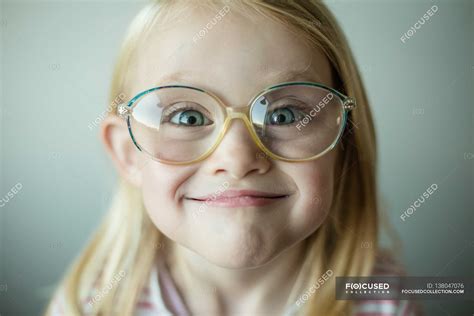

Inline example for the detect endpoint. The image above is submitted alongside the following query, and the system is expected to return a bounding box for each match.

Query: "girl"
[46,1,420,315]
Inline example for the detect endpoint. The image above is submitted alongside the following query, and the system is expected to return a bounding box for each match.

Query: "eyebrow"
[154,68,323,87]
[154,72,191,86]
[262,68,323,84]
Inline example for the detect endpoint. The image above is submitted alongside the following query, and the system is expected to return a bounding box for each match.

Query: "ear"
[100,114,143,187]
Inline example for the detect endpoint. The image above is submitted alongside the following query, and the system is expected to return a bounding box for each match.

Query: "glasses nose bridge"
[225,105,252,124]
[226,105,249,116]
[221,105,259,141]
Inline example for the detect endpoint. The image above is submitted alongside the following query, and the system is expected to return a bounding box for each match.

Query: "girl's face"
[104,5,338,268]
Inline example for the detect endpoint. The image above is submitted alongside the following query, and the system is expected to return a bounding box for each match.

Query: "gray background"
[1,0,472,315]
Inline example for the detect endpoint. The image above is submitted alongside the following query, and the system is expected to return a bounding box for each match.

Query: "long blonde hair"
[46,1,384,315]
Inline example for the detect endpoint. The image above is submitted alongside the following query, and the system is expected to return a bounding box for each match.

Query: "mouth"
[185,189,291,208]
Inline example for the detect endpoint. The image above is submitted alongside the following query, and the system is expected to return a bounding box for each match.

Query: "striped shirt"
[50,251,421,315]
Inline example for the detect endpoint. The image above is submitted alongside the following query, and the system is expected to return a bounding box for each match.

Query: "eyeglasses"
[116,81,356,165]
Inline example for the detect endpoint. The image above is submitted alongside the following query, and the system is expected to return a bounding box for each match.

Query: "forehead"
[128,4,333,103]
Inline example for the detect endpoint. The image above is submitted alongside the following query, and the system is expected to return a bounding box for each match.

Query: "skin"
[102,3,339,315]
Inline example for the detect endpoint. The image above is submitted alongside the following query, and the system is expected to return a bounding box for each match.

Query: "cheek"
[285,153,337,238]
[139,164,193,237]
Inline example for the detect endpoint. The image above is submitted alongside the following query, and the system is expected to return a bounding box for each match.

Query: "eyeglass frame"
[116,81,356,165]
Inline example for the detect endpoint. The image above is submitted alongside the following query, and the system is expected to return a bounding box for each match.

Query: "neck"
[164,238,309,316]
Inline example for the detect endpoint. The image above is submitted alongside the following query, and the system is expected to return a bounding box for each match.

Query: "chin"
[194,230,280,269]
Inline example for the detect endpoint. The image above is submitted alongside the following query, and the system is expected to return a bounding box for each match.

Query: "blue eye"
[266,108,297,125]
[169,109,212,126]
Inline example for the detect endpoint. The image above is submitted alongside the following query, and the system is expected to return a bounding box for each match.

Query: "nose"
[201,117,271,179]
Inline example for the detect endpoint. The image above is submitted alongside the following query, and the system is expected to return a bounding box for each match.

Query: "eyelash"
[269,103,309,120]
[161,103,211,123]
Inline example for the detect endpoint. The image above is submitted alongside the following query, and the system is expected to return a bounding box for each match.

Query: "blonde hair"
[45,1,390,315]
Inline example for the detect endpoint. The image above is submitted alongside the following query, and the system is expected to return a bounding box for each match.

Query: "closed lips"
[188,190,290,201]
